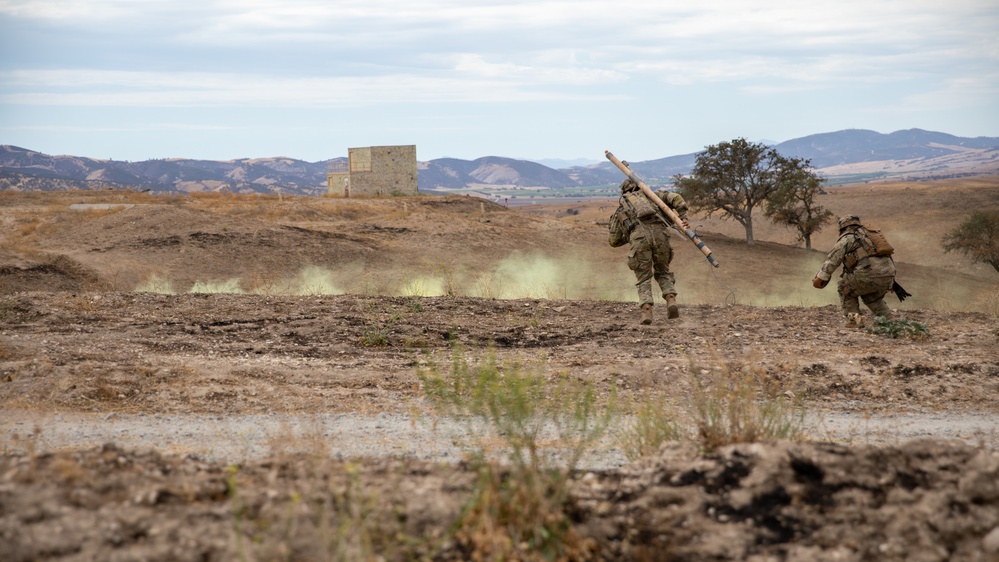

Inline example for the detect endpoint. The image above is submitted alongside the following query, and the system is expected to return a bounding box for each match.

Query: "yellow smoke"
[287,266,344,296]
[134,274,175,294]
[400,276,447,297]
[189,278,244,294]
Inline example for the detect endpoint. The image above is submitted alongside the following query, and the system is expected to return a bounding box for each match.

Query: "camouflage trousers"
[837,272,893,317]
[627,222,676,306]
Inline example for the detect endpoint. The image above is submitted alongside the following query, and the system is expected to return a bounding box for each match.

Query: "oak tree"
[942,211,999,273]
[763,162,833,250]
[673,138,808,244]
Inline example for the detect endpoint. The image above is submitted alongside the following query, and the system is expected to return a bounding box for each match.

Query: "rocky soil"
[2,188,998,560]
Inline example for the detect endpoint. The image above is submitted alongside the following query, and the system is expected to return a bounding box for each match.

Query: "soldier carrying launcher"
[605,151,719,325]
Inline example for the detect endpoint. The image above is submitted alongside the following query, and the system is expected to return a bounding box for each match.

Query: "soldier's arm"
[658,191,689,219]
[816,236,851,282]
[657,191,690,228]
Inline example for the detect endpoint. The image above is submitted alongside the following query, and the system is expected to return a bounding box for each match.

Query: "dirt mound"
[37,204,380,291]
[0,255,103,293]
[573,439,999,561]
[2,440,996,561]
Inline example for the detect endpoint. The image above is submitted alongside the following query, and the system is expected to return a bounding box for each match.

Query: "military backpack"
[608,208,631,247]
[621,190,659,221]
[862,227,895,257]
[844,225,895,268]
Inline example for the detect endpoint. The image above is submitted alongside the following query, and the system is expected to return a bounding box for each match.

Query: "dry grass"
[226,460,427,562]
[687,359,806,453]
[419,347,610,560]
[619,398,684,461]
[615,356,807,459]
[974,284,999,318]
[1,214,52,258]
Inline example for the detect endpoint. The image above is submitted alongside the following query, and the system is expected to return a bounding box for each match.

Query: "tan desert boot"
[640,303,653,325]
[666,295,679,319]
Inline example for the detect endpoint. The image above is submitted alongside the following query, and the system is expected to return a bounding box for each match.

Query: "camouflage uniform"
[609,178,689,313]
[814,217,895,320]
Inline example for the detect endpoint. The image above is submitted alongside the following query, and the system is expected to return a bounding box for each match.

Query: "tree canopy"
[942,211,999,273]
[673,138,820,245]
[763,165,834,250]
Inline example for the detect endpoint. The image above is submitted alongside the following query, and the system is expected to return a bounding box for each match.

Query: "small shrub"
[866,316,930,339]
[358,301,399,347]
[360,325,390,347]
[419,347,609,560]
[620,399,684,461]
[690,363,806,453]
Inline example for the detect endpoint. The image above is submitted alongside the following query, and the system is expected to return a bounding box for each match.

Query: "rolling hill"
[1,128,997,194]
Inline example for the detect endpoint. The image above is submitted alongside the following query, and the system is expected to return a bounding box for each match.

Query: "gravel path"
[5,409,998,470]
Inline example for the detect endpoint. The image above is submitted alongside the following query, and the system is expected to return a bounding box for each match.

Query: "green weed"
[358,301,401,347]
[866,316,930,339]
[359,325,390,347]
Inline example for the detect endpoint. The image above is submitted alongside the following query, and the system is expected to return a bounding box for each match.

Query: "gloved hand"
[680,218,690,229]
[812,277,828,289]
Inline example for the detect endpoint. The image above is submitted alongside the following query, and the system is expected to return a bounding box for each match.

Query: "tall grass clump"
[419,347,610,560]
[689,362,806,453]
[619,398,684,461]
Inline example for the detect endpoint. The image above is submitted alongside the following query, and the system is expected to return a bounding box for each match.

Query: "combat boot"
[845,312,865,329]
[869,301,891,319]
[665,294,679,319]
[640,303,654,325]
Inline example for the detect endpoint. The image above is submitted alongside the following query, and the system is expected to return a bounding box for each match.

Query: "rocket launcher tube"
[605,150,720,268]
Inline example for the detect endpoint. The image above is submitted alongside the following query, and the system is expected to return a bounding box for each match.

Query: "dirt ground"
[2,188,999,561]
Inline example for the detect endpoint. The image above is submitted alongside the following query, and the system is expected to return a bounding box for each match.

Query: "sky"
[1,0,998,164]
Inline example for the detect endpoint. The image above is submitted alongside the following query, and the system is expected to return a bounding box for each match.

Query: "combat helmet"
[620,178,639,192]
[838,215,862,231]
[619,163,636,192]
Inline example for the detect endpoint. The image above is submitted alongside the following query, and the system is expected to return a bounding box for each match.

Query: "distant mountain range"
[2,128,997,195]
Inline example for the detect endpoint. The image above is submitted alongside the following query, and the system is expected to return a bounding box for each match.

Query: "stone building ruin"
[326,145,417,197]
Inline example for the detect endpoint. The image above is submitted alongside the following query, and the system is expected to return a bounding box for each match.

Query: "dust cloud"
[132,253,638,302]
[131,249,994,315]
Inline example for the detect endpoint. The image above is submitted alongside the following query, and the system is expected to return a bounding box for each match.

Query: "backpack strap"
[617,195,639,233]
[841,229,866,270]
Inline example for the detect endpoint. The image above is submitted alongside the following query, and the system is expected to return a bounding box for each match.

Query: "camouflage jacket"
[608,185,688,247]
[816,227,896,281]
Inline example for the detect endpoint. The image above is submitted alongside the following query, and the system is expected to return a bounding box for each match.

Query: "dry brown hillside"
[2,180,997,313]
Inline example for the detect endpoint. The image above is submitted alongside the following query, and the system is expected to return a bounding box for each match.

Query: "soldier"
[812,215,896,327]
[608,170,690,325]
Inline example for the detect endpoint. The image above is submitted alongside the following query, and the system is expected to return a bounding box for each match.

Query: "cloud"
[2,0,996,160]
[5,1,995,86]
[894,75,999,113]
[0,67,629,107]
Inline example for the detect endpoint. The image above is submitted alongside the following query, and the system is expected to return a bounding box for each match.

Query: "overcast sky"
[1,0,997,164]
